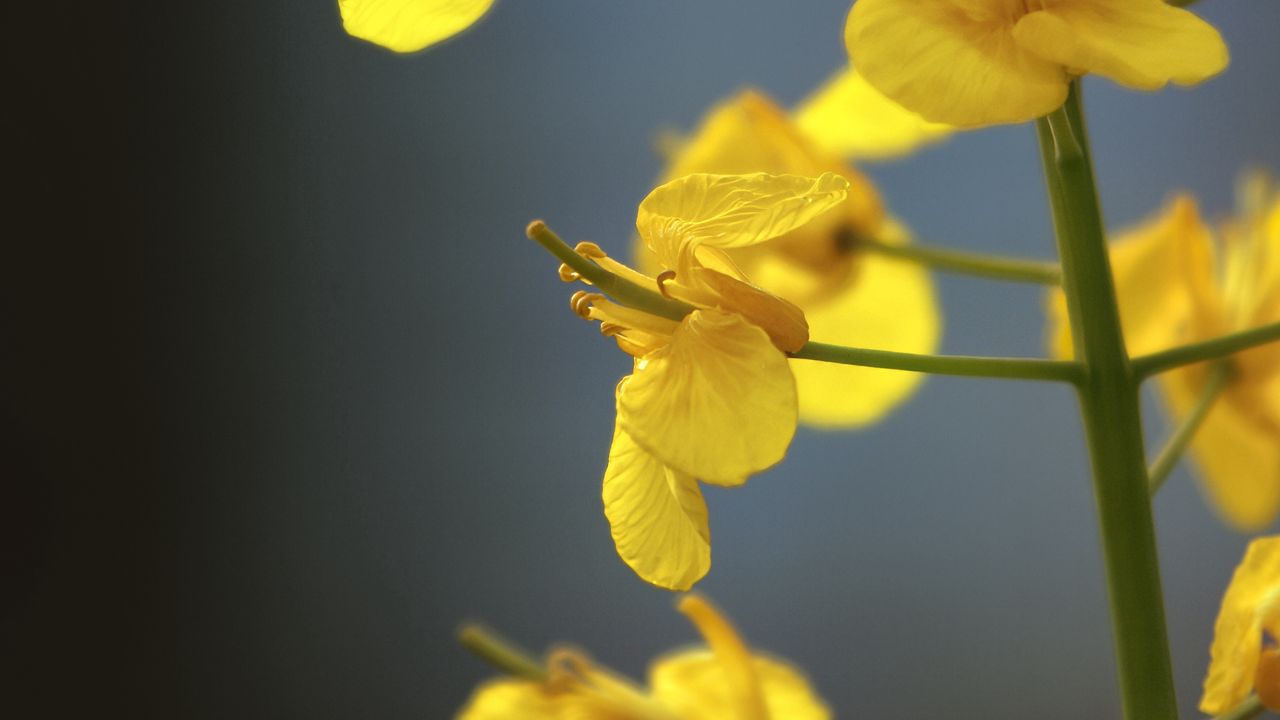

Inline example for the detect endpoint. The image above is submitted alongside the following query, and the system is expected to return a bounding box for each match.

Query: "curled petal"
[1201,536,1280,714]
[619,309,797,485]
[794,67,952,161]
[339,0,495,53]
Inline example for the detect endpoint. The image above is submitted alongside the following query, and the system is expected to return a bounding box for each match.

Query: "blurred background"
[7,1,1280,717]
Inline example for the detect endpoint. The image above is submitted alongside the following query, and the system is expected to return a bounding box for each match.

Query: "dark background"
[7,1,1280,717]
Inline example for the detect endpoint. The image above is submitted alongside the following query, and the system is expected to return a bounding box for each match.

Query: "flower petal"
[456,678,559,720]
[793,67,953,161]
[338,0,495,53]
[846,0,1067,127]
[618,309,797,485]
[1200,536,1280,714]
[602,419,711,592]
[1012,0,1228,91]
[637,173,850,269]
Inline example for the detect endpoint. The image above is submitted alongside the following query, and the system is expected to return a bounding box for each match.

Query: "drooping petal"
[1012,0,1228,91]
[846,0,1068,127]
[456,678,559,720]
[602,418,711,592]
[637,173,850,270]
[338,0,495,53]
[1200,536,1280,714]
[618,309,797,485]
[691,266,810,353]
[793,67,953,161]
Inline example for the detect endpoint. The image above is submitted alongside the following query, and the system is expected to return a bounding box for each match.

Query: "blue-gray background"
[9,1,1280,718]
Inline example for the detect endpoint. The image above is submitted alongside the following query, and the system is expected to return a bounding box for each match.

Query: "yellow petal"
[1200,536,1280,714]
[793,67,953,161]
[602,419,711,592]
[756,219,941,427]
[618,309,797,485]
[636,172,850,270]
[456,678,558,720]
[1260,649,1280,712]
[339,0,494,53]
[691,266,810,353]
[1012,0,1228,91]
[846,0,1067,127]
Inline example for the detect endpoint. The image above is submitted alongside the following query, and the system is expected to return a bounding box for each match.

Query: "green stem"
[458,623,549,683]
[852,234,1061,285]
[1132,321,1280,379]
[1037,83,1178,720]
[526,220,694,322]
[791,342,1081,383]
[1214,695,1266,720]
[1147,361,1230,495]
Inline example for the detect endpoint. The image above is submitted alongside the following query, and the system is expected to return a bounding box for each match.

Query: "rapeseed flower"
[1047,173,1280,530]
[793,67,952,161]
[457,594,831,719]
[845,0,1229,127]
[1200,535,1280,714]
[557,172,848,589]
[646,90,940,427]
[339,0,494,52]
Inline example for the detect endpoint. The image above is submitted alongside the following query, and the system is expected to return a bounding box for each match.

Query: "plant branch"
[790,342,1082,383]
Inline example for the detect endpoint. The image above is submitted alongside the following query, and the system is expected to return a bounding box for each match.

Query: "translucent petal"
[846,0,1067,127]
[456,678,559,720]
[1200,536,1280,714]
[618,309,797,485]
[793,67,953,161]
[636,173,850,270]
[1012,0,1228,91]
[602,419,711,592]
[339,0,495,53]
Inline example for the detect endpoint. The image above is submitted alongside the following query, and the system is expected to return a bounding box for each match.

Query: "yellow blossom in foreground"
[562,172,848,589]
[1047,174,1280,530]
[645,90,940,428]
[338,0,494,52]
[845,0,1229,127]
[457,595,831,720]
[1201,536,1280,714]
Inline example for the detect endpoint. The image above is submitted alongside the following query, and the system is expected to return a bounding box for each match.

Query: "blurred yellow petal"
[602,419,711,591]
[1260,649,1280,711]
[845,0,1067,127]
[339,0,494,52]
[618,310,797,485]
[456,678,558,720]
[1200,536,1280,714]
[636,173,850,268]
[793,67,953,161]
[1011,0,1228,91]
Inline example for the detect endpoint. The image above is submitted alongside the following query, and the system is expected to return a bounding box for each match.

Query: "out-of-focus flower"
[1047,174,1280,530]
[339,0,494,52]
[560,172,847,589]
[794,67,952,161]
[1200,535,1280,714]
[845,0,1228,127]
[646,90,940,428]
[457,594,832,719]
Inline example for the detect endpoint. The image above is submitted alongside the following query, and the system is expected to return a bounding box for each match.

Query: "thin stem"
[526,220,694,322]
[1133,321,1280,379]
[1038,83,1178,720]
[1147,362,1231,495]
[458,623,549,683]
[1214,695,1266,720]
[852,235,1061,285]
[791,342,1081,383]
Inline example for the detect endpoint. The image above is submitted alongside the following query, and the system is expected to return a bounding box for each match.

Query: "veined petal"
[456,678,559,720]
[602,418,711,592]
[846,0,1067,127]
[338,0,495,53]
[1200,536,1280,714]
[1012,0,1228,91]
[637,173,850,269]
[793,67,953,161]
[618,309,797,485]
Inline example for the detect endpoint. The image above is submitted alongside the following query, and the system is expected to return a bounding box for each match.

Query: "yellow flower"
[561,172,848,590]
[845,0,1229,127]
[794,67,953,161]
[1047,174,1280,530]
[1200,535,1280,714]
[646,90,941,428]
[338,0,494,52]
[457,594,832,720]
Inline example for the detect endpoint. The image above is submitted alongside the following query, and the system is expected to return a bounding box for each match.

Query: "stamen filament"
[1147,361,1232,495]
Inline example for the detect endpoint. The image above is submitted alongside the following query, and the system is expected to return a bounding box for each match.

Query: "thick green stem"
[791,342,1080,383]
[1147,362,1230,495]
[1037,84,1178,720]
[852,234,1061,285]
[1133,320,1280,379]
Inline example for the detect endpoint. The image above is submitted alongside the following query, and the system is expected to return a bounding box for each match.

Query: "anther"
[598,322,624,337]
[558,263,581,283]
[569,290,601,319]
[656,270,677,299]
[574,241,607,259]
